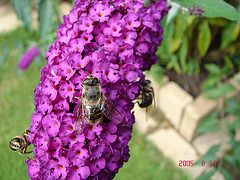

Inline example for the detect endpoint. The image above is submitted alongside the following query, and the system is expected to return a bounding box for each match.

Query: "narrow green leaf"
[0,45,9,67]
[198,21,211,57]
[166,55,181,74]
[233,143,240,158]
[195,145,220,166]
[224,155,238,166]
[203,83,234,99]
[225,99,240,116]
[221,22,240,50]
[178,37,188,72]
[170,38,182,53]
[150,64,165,84]
[10,0,22,19]
[166,4,179,25]
[201,76,221,88]
[221,169,233,180]
[197,120,220,133]
[229,119,240,129]
[170,13,188,53]
[175,13,188,40]
[208,18,229,27]
[196,112,220,133]
[156,18,174,59]
[174,0,240,21]
[10,0,32,31]
[196,170,217,180]
[223,56,234,70]
[38,0,54,41]
[186,58,200,75]
[205,64,222,75]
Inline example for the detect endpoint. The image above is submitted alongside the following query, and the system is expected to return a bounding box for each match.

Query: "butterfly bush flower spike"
[18,46,40,70]
[26,0,170,179]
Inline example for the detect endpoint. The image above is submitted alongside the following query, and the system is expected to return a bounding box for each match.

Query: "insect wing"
[151,87,156,108]
[76,99,82,123]
[76,98,86,131]
[102,95,124,125]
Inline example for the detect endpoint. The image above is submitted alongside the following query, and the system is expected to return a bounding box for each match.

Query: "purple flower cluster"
[18,46,40,70]
[26,0,169,179]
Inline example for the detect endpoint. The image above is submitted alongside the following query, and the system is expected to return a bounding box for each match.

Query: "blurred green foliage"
[154,0,240,77]
[152,0,240,179]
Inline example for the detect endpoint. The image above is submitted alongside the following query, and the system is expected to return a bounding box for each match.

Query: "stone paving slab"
[180,95,218,141]
[229,72,240,91]
[184,165,208,179]
[147,127,199,165]
[158,82,193,129]
[193,131,230,155]
[133,105,157,134]
[0,5,21,33]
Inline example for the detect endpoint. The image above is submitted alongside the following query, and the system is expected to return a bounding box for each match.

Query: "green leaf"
[196,112,220,133]
[150,64,165,84]
[198,21,211,57]
[174,0,240,21]
[196,170,216,180]
[233,143,240,158]
[223,56,234,71]
[225,99,240,116]
[221,22,240,50]
[178,36,188,72]
[208,18,229,27]
[156,18,174,59]
[0,45,9,67]
[195,145,220,166]
[174,13,188,40]
[166,55,181,74]
[205,64,222,75]
[201,76,221,88]
[165,4,179,25]
[170,38,182,53]
[170,13,188,53]
[38,0,54,41]
[224,154,238,166]
[203,83,234,99]
[221,169,233,180]
[10,0,32,31]
[186,58,200,75]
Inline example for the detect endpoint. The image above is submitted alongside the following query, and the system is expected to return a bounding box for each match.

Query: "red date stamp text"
[178,160,217,167]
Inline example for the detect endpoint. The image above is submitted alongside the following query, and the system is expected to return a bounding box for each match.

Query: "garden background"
[0,0,240,179]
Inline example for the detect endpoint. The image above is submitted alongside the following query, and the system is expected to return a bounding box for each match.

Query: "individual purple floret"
[26,0,170,179]
[18,46,40,70]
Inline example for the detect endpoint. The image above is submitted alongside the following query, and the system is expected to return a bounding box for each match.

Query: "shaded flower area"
[26,0,169,179]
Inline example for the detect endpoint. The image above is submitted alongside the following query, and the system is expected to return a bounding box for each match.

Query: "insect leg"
[146,106,149,122]
[18,152,27,158]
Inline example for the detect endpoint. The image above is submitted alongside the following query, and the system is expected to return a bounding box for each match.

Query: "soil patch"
[165,69,208,98]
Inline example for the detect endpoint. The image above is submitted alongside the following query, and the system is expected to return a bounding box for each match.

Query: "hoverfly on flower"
[9,130,32,157]
[74,75,123,129]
